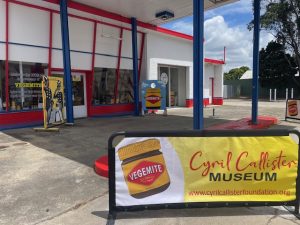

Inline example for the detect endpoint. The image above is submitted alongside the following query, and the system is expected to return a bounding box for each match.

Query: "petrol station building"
[0,0,236,129]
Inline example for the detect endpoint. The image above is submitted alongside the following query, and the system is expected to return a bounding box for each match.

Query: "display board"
[286,99,300,121]
[141,80,166,111]
[42,76,65,128]
[107,130,300,223]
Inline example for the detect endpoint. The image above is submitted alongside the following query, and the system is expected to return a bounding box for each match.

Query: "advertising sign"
[286,99,300,121]
[42,76,65,128]
[141,80,166,111]
[114,134,298,207]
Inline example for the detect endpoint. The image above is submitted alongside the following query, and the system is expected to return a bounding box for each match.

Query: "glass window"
[92,68,116,105]
[9,61,47,111]
[0,61,5,111]
[118,69,133,104]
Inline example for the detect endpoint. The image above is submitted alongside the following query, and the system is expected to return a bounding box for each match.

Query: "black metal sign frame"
[285,99,300,121]
[107,129,300,225]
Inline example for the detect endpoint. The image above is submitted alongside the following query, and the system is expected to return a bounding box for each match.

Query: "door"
[72,73,87,118]
[51,72,87,118]
[159,66,170,107]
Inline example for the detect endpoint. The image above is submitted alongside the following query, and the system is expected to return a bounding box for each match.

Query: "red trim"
[138,33,145,81]
[90,104,135,116]
[5,0,9,111]
[204,58,225,65]
[48,11,53,77]
[185,99,193,108]
[0,111,43,126]
[91,22,97,71]
[114,28,123,104]
[212,97,224,105]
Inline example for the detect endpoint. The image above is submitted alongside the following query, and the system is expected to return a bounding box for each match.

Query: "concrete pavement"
[1,99,300,225]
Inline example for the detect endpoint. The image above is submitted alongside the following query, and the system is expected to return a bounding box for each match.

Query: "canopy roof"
[70,0,238,25]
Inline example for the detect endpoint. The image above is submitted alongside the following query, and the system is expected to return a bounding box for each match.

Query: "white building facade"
[0,0,224,129]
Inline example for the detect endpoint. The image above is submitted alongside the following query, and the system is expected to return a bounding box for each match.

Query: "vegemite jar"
[118,139,170,199]
[288,100,298,116]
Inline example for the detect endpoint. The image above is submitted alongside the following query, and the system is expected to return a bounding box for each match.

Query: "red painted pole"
[138,33,145,82]
[114,28,123,104]
[91,22,97,73]
[48,11,53,77]
[224,46,226,64]
[5,0,9,111]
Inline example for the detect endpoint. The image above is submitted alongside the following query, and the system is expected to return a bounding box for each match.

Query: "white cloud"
[166,15,274,72]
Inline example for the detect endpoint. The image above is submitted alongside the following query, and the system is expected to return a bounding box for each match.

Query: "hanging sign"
[141,80,166,111]
[286,99,300,121]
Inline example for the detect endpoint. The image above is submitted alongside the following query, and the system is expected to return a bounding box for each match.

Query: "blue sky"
[160,0,273,71]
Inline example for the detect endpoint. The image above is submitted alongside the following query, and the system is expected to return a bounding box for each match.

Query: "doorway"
[51,72,87,118]
[158,65,186,107]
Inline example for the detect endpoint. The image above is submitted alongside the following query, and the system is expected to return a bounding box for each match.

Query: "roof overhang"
[45,0,238,26]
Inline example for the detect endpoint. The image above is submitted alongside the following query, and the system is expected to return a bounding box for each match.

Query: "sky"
[161,0,274,72]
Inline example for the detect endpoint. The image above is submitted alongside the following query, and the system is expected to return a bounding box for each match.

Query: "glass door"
[159,66,170,107]
[72,73,87,118]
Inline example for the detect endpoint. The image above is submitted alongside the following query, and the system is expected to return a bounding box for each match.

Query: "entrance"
[158,65,186,107]
[51,72,87,118]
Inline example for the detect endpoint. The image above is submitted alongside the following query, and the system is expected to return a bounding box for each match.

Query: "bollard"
[286,88,288,100]
[269,89,272,102]
[274,89,277,101]
[291,88,294,99]
[213,108,215,117]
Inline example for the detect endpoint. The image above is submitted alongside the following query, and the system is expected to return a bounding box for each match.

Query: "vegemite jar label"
[288,100,298,116]
[145,88,161,109]
[118,139,170,199]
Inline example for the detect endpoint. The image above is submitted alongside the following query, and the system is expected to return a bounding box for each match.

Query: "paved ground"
[1,99,300,225]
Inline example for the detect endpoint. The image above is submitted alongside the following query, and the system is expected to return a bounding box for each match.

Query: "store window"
[92,68,116,105]
[8,61,47,111]
[0,61,5,111]
[118,69,134,104]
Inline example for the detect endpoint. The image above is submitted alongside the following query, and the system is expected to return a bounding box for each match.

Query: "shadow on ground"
[3,115,229,168]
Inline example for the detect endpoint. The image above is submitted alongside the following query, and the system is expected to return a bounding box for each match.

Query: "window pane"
[0,61,5,111]
[9,61,47,111]
[118,69,133,104]
[92,68,116,105]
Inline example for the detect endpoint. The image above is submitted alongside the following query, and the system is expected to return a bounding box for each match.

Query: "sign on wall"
[42,76,65,128]
[286,99,300,121]
[141,80,166,111]
[114,134,298,206]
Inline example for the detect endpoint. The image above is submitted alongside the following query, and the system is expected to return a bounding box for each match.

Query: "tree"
[249,0,300,83]
[224,66,250,81]
[259,41,298,88]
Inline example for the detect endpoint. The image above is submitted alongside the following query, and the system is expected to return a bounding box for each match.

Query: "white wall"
[8,3,49,63]
[214,64,224,97]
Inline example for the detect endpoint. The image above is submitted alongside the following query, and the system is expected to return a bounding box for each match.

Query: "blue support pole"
[252,0,261,124]
[60,0,74,124]
[131,17,139,116]
[193,0,204,130]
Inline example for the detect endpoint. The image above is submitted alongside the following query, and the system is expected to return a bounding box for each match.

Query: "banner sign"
[111,131,299,209]
[141,80,166,111]
[286,99,300,121]
[42,76,65,128]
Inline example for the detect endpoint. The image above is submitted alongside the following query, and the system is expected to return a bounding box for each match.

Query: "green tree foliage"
[224,66,250,81]
[259,41,298,88]
[249,0,300,72]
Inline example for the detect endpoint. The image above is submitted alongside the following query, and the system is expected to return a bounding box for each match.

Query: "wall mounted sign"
[141,80,166,111]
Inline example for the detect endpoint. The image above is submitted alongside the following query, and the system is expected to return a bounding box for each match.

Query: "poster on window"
[42,76,65,128]
[286,99,300,121]
[141,80,166,111]
[115,136,298,207]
